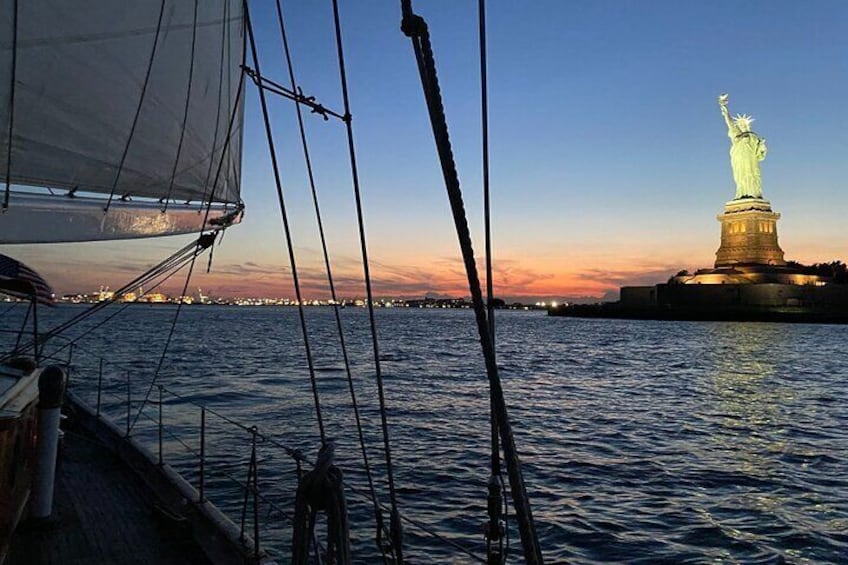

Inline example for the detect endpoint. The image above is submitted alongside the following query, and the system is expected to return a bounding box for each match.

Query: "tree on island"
[667,270,690,284]
[488,297,506,309]
[786,260,848,283]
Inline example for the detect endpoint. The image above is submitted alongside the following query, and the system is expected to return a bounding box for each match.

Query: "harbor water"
[3,305,846,563]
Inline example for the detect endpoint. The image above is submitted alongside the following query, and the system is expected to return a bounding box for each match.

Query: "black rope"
[163,0,200,212]
[400,3,543,563]
[478,3,506,563]
[225,15,245,212]
[195,14,247,283]
[244,2,326,444]
[2,239,212,372]
[200,57,245,217]
[12,300,31,354]
[201,0,229,198]
[129,234,206,433]
[22,236,212,366]
[0,301,20,318]
[3,0,18,210]
[479,0,495,350]
[105,0,166,212]
[42,250,203,364]
[129,97,251,434]
[241,69,346,122]
[274,2,391,562]
[55,338,486,563]
[43,237,207,338]
[330,1,404,562]
[198,0,240,208]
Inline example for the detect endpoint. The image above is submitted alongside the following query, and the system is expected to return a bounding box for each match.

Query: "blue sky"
[5,0,848,301]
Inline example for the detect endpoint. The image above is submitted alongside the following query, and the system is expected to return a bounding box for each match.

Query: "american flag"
[0,254,55,306]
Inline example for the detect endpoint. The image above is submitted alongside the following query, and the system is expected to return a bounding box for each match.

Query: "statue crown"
[733,113,755,129]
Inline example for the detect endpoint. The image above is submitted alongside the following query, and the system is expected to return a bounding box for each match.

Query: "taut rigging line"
[273,0,394,561]
[399,1,544,563]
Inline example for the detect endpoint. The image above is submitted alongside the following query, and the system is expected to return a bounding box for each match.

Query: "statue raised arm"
[718,94,767,200]
[718,94,740,137]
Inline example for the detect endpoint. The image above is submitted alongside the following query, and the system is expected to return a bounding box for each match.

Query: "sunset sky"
[4,1,848,302]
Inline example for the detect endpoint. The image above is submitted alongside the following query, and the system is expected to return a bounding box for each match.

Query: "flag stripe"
[0,254,55,306]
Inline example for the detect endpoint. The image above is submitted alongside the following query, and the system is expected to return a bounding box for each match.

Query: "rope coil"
[292,442,351,565]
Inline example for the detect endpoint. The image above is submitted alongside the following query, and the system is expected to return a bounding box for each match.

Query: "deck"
[7,429,210,565]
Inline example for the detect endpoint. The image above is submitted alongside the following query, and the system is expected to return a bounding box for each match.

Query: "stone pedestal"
[715,198,785,267]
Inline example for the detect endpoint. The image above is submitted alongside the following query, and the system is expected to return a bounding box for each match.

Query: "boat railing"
[3,325,494,563]
[30,334,312,559]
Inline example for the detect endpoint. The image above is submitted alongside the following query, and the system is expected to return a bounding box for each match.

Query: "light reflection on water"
[2,305,846,563]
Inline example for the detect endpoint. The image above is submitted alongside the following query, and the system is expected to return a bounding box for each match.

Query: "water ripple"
[6,306,846,563]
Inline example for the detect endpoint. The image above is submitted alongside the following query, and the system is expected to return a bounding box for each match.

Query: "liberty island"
[552,94,848,322]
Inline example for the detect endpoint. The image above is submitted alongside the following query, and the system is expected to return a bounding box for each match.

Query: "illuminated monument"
[552,94,848,322]
[667,93,816,286]
[714,93,785,267]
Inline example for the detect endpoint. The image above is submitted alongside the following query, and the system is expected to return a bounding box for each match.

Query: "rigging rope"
[46,236,210,339]
[0,235,212,370]
[477,2,508,562]
[242,70,345,122]
[292,442,352,565]
[201,0,229,196]
[163,0,200,212]
[274,1,391,561]
[244,1,327,443]
[130,47,248,432]
[399,2,543,562]
[104,0,166,212]
[200,0,243,207]
[3,0,18,210]
[40,251,203,365]
[330,0,404,561]
[128,236,204,433]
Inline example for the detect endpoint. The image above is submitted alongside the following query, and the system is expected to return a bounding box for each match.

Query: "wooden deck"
[7,430,210,565]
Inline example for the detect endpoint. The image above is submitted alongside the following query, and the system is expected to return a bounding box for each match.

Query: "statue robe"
[729,132,767,199]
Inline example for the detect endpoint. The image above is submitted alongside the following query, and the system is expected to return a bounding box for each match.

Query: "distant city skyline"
[48,278,586,306]
[3,1,846,303]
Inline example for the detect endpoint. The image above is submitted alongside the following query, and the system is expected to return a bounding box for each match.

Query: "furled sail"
[0,0,245,243]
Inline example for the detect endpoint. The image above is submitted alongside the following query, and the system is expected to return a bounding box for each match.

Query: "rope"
[163,0,199,212]
[128,26,247,434]
[0,237,212,366]
[399,3,543,562]
[46,237,208,337]
[244,2,326,443]
[329,2,404,562]
[241,70,345,122]
[128,235,204,433]
[291,442,351,565]
[3,0,18,210]
[0,301,20,318]
[12,300,31,354]
[45,253,198,359]
[477,3,507,562]
[201,0,230,198]
[274,1,390,561]
[104,0,166,212]
[239,429,261,558]
[198,6,245,209]
[58,338,485,562]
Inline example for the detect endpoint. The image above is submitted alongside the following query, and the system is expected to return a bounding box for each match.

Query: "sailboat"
[1,1,541,563]
[0,1,244,560]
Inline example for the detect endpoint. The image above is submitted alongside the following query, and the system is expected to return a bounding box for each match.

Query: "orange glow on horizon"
[33,251,687,301]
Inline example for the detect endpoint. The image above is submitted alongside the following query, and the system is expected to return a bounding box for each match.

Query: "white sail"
[0,0,244,242]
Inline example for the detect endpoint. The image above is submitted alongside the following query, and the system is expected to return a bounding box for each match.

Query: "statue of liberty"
[719,94,767,199]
